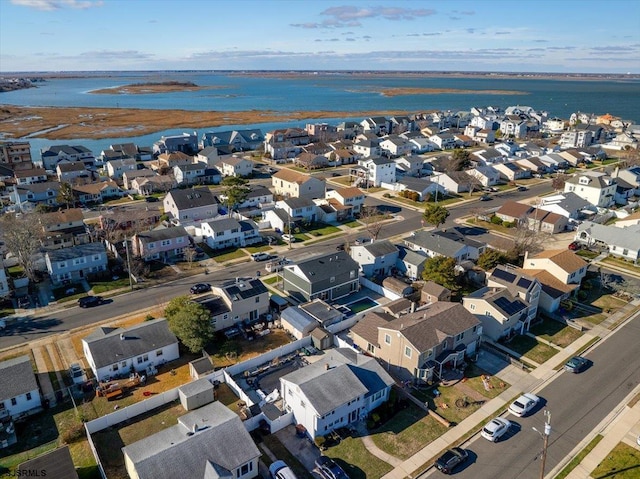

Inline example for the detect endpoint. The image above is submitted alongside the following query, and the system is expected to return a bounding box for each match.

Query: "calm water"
[2,72,639,159]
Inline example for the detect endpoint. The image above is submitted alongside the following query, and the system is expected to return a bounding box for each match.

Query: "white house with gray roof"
[275,197,319,223]
[564,171,617,208]
[280,348,394,439]
[350,240,399,278]
[0,356,41,419]
[123,401,260,479]
[404,228,486,263]
[45,242,108,285]
[537,192,594,219]
[201,218,260,251]
[576,221,640,262]
[201,278,270,330]
[82,318,179,381]
[395,246,428,280]
[163,187,219,223]
[352,156,396,187]
[132,226,190,261]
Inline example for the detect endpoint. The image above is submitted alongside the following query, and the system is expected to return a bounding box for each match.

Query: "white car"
[481,417,512,442]
[281,234,296,243]
[508,393,540,417]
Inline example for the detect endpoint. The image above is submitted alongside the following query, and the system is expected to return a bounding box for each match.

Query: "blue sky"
[1,0,639,73]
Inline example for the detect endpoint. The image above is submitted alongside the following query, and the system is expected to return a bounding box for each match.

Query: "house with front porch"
[272,169,326,199]
[163,187,219,223]
[45,242,108,285]
[350,240,398,278]
[462,286,532,341]
[132,226,190,262]
[0,355,42,419]
[350,302,481,384]
[280,348,394,440]
[39,208,90,250]
[282,251,359,302]
[575,221,640,263]
[325,187,365,216]
[201,218,261,251]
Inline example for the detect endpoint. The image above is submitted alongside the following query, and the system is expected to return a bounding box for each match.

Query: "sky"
[1,0,639,73]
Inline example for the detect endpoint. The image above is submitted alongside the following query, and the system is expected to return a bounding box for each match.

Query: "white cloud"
[11,0,103,11]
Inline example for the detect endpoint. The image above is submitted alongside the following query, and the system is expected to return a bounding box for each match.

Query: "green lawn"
[555,435,603,479]
[461,363,510,399]
[410,386,484,426]
[576,249,600,260]
[325,436,393,479]
[530,318,583,348]
[211,247,249,263]
[506,335,559,364]
[591,442,640,479]
[262,276,279,285]
[305,224,341,236]
[601,256,640,273]
[244,244,273,254]
[91,277,133,294]
[341,220,361,228]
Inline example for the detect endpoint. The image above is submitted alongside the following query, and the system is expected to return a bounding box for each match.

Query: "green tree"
[477,249,507,271]
[164,296,214,353]
[221,176,250,217]
[57,182,75,209]
[422,204,450,229]
[421,256,459,292]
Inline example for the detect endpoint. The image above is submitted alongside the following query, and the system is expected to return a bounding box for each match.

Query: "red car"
[568,241,580,251]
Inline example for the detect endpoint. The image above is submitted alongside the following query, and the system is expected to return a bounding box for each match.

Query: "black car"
[336,244,346,251]
[479,194,492,201]
[145,196,159,202]
[435,447,469,474]
[315,456,349,479]
[78,296,104,308]
[517,186,528,192]
[190,283,211,294]
[564,356,590,373]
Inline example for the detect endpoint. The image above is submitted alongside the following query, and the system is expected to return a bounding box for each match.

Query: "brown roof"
[57,161,86,172]
[272,168,320,185]
[14,167,46,178]
[158,152,191,162]
[539,210,564,225]
[40,208,84,225]
[350,311,391,347]
[383,298,413,314]
[327,198,351,211]
[335,186,364,199]
[518,269,577,297]
[421,280,450,297]
[497,201,533,219]
[528,249,588,274]
[73,180,119,195]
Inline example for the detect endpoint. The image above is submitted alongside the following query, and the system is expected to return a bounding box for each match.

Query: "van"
[269,461,298,479]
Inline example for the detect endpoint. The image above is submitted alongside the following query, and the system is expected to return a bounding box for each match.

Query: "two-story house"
[215,156,253,178]
[282,251,360,302]
[152,132,198,156]
[122,169,157,190]
[351,302,481,384]
[73,180,123,204]
[131,175,177,196]
[360,117,390,135]
[0,267,9,299]
[163,187,219,223]
[263,128,311,160]
[280,348,394,439]
[82,318,179,381]
[201,218,261,251]
[56,161,90,183]
[11,182,61,207]
[271,169,326,199]
[488,264,541,320]
[350,240,399,278]
[132,226,190,261]
[200,278,269,330]
[202,128,264,152]
[39,208,89,250]
[45,242,108,285]
[428,133,457,150]
[1,140,32,168]
[493,161,531,181]
[353,157,396,188]
[41,144,94,170]
[275,197,318,224]
[352,138,381,158]
[469,165,501,187]
[379,136,413,158]
[106,158,137,180]
[325,186,365,216]
[0,356,41,419]
[14,167,47,186]
[564,171,617,208]
[173,162,207,186]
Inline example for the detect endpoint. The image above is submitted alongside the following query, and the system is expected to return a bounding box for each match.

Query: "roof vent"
[120,333,125,340]
[193,423,198,433]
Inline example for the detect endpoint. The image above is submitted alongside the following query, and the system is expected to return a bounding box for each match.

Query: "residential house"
[396,246,428,281]
[106,158,137,180]
[280,348,394,439]
[515,157,549,175]
[131,175,177,196]
[394,155,425,176]
[108,142,153,162]
[464,126,496,144]
[201,278,269,330]
[123,401,259,479]
[123,169,157,190]
[173,162,207,186]
[201,218,261,251]
[163,188,219,223]
[360,117,390,135]
[73,180,123,204]
[39,208,89,250]
[11,182,60,208]
[352,138,381,158]
[559,128,593,149]
[282,251,359,302]
[558,149,586,167]
[420,281,451,304]
[538,193,594,219]
[576,221,640,263]
[428,133,457,150]
[564,171,617,208]
[41,144,93,170]
[469,166,500,187]
[472,148,505,165]
[352,157,396,187]
[264,128,310,160]
[45,242,108,285]
[523,249,587,286]
[462,286,532,341]
[56,161,89,183]
[542,117,566,135]
[216,156,253,178]
[17,446,79,479]
[14,167,47,186]
[607,131,638,150]
[153,132,198,156]
[82,318,179,382]
[350,240,399,278]
[0,267,9,299]
[305,123,339,142]
[1,140,32,168]
[394,177,445,201]
[275,197,319,224]
[454,134,474,148]
[405,134,435,154]
[132,226,190,261]
[325,187,365,216]
[493,161,531,181]
[336,121,362,139]
[495,201,535,224]
[0,356,41,419]
[326,147,360,166]
[152,152,192,173]
[294,152,328,170]
[431,171,474,194]
[487,265,541,320]
[195,146,219,166]
[280,299,345,339]
[350,303,480,383]
[202,129,264,152]
[379,136,413,157]
[403,228,486,262]
[612,166,640,190]
[500,116,528,139]
[538,153,569,170]
[271,169,326,199]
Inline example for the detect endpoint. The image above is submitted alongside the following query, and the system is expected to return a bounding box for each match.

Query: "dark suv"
[435,447,469,474]
[78,296,104,308]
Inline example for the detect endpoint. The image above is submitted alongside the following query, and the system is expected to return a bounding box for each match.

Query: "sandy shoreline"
[377,87,528,96]
[0,105,412,141]
[89,82,226,95]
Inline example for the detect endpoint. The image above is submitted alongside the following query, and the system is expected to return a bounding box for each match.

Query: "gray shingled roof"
[136,226,188,243]
[178,378,214,398]
[122,401,260,479]
[18,446,79,479]
[168,187,219,210]
[362,240,398,258]
[0,355,38,401]
[405,230,465,258]
[46,242,106,262]
[294,251,359,283]
[82,318,178,369]
[206,217,241,233]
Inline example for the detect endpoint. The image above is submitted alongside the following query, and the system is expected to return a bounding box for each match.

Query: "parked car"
[517,186,528,192]
[251,252,272,262]
[190,283,211,294]
[69,363,87,385]
[354,237,370,245]
[144,196,159,202]
[281,234,296,243]
[508,393,540,417]
[315,456,349,479]
[269,460,297,479]
[78,296,104,308]
[434,447,469,474]
[481,418,511,442]
[565,356,590,373]
[568,241,581,251]
[480,194,492,201]
[336,244,346,251]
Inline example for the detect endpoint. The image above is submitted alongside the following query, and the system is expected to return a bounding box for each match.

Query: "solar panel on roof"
[494,296,526,315]
[492,267,516,284]
[517,278,532,289]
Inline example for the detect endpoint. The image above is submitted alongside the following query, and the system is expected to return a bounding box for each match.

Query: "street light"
[532,410,551,479]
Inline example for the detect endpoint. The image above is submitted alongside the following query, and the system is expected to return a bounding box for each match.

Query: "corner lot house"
[0,356,41,419]
[564,171,617,208]
[82,318,179,381]
[45,242,108,285]
[272,169,326,199]
[201,218,261,251]
[280,348,394,439]
[350,303,480,383]
[282,251,360,302]
[123,401,260,479]
[204,278,270,330]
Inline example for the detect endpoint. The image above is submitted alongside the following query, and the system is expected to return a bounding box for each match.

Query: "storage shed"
[310,327,333,350]
[382,277,414,297]
[178,378,215,411]
[280,307,316,339]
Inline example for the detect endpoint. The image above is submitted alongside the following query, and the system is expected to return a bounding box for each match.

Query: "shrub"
[383,193,391,198]
[490,215,504,225]
[61,423,85,444]
[577,290,588,301]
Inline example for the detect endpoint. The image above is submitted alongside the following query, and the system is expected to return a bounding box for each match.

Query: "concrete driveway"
[274,424,323,477]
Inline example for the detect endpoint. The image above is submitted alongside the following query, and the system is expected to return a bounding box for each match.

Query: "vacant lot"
[530,318,583,348]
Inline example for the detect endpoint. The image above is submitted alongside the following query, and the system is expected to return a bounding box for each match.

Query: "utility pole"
[533,410,551,479]
[124,236,134,291]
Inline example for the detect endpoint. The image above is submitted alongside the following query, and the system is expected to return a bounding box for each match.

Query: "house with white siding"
[0,356,41,419]
[14,167,48,186]
[352,156,396,187]
[201,218,261,251]
[272,169,326,199]
[45,242,108,285]
[564,171,617,208]
[106,158,137,180]
[350,240,399,278]
[215,156,253,178]
[163,187,219,223]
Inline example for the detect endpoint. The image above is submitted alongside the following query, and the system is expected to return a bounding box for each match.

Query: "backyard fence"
[359,277,401,301]
[84,424,107,479]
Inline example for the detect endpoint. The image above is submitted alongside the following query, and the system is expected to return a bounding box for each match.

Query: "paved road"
[428,312,640,479]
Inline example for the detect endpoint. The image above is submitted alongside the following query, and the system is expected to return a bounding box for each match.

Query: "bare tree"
[552,173,568,192]
[359,206,385,241]
[183,248,197,269]
[0,213,43,281]
[512,222,549,257]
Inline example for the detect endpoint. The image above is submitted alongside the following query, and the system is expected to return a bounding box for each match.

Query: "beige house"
[350,302,481,383]
[271,169,326,199]
[325,186,365,215]
[523,249,587,286]
[420,281,451,304]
